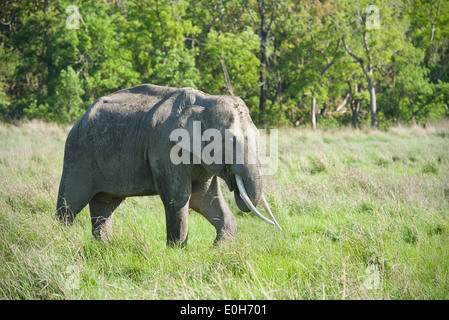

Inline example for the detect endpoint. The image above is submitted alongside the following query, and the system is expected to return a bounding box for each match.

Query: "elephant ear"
[172,105,207,164]
[174,89,197,116]
[177,104,207,132]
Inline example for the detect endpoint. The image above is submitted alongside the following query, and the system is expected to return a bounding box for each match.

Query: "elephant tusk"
[235,174,278,229]
[261,194,282,231]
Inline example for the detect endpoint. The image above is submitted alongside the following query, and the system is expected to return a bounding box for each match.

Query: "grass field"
[1,120,448,300]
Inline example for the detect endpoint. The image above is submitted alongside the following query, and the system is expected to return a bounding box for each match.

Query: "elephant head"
[173,96,281,230]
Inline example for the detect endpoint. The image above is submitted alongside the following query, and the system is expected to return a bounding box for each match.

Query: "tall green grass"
[1,120,448,299]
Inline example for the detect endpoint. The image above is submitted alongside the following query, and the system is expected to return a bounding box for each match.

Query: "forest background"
[0,0,448,129]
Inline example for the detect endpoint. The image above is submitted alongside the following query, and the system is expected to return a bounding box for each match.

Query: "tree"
[408,0,449,84]
[0,0,448,126]
[293,1,341,129]
[123,0,200,88]
[202,28,259,98]
[338,0,408,127]
[242,0,282,123]
[25,66,84,122]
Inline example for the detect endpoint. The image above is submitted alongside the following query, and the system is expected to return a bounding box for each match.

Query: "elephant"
[55,84,280,246]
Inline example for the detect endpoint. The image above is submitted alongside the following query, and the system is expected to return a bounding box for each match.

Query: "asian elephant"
[55,84,280,246]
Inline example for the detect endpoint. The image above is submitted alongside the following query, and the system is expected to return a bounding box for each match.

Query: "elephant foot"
[166,233,188,248]
[91,217,113,241]
[213,224,237,246]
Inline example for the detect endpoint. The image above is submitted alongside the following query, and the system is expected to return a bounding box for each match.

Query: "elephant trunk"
[230,164,281,231]
[231,164,262,212]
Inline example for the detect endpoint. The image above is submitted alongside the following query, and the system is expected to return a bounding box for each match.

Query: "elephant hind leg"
[89,194,124,240]
[190,176,237,245]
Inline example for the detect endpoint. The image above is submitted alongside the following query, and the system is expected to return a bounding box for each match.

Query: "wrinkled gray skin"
[56,84,263,246]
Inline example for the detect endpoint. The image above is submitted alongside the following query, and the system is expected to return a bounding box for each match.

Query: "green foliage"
[0,0,448,126]
[202,28,259,97]
[152,45,200,88]
[26,66,85,123]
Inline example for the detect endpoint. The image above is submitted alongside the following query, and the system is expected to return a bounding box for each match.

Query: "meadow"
[0,120,448,300]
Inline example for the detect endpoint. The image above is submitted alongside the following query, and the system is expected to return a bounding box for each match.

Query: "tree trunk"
[350,95,356,129]
[395,94,402,126]
[259,20,268,122]
[342,35,378,126]
[271,71,282,110]
[220,57,234,96]
[352,99,361,129]
[367,76,377,127]
[351,83,362,129]
[259,55,268,116]
[311,95,317,130]
[410,100,416,125]
[256,0,274,124]
[320,101,327,118]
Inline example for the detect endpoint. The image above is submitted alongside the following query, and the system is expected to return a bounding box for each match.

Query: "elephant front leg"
[154,165,192,247]
[190,176,237,245]
[163,199,190,247]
